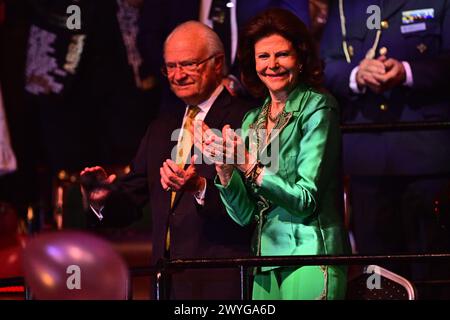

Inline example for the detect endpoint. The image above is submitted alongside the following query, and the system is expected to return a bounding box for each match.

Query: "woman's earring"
[298,64,303,72]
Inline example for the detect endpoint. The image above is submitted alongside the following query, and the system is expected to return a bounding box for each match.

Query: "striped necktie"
[171,105,201,207]
[166,105,200,253]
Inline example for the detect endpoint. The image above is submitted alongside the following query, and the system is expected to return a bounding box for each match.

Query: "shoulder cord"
[339,0,352,63]
[339,0,383,63]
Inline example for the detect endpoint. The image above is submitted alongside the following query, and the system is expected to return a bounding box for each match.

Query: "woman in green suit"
[199,8,350,300]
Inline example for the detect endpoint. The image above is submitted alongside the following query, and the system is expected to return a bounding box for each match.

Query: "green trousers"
[253,265,347,300]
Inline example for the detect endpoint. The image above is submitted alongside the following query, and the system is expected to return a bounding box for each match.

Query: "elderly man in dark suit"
[320,0,450,293]
[81,21,252,299]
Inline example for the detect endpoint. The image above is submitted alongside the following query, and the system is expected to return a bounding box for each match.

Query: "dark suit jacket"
[321,0,450,175]
[100,89,253,298]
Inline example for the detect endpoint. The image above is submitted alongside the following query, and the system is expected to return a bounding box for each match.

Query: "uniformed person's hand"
[374,58,406,91]
[356,58,386,93]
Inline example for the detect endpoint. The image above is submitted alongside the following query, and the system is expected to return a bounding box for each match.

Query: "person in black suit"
[81,21,252,299]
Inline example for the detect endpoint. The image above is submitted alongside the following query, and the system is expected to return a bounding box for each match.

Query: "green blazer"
[216,84,350,270]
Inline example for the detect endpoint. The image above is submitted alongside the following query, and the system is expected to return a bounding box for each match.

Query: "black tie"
[209,0,232,68]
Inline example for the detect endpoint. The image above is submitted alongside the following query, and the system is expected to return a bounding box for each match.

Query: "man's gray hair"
[164,21,226,72]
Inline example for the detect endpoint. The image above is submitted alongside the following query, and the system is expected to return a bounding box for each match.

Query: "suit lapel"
[256,86,305,156]
[166,105,186,162]
[200,89,233,178]
[203,89,233,130]
[260,112,294,156]
[157,105,186,213]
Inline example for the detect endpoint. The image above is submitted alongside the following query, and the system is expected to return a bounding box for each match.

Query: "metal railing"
[3,253,450,300]
[153,253,450,300]
[146,121,450,299]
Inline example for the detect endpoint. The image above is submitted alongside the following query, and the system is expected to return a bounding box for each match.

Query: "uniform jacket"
[321,0,450,175]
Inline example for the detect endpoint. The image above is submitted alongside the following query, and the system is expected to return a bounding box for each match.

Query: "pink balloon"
[22,231,129,300]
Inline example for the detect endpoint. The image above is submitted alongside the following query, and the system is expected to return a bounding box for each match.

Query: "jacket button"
[381,20,389,29]
[348,45,354,57]
[417,43,427,54]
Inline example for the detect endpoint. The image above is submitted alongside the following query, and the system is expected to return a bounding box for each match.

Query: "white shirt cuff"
[90,205,104,221]
[194,179,207,206]
[349,66,366,94]
[402,61,413,87]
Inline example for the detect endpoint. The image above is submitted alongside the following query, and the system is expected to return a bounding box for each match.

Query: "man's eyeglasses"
[161,54,220,76]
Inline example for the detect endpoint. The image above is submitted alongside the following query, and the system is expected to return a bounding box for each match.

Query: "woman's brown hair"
[238,8,323,97]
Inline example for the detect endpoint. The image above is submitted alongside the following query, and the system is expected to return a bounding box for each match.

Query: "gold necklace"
[268,102,283,123]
